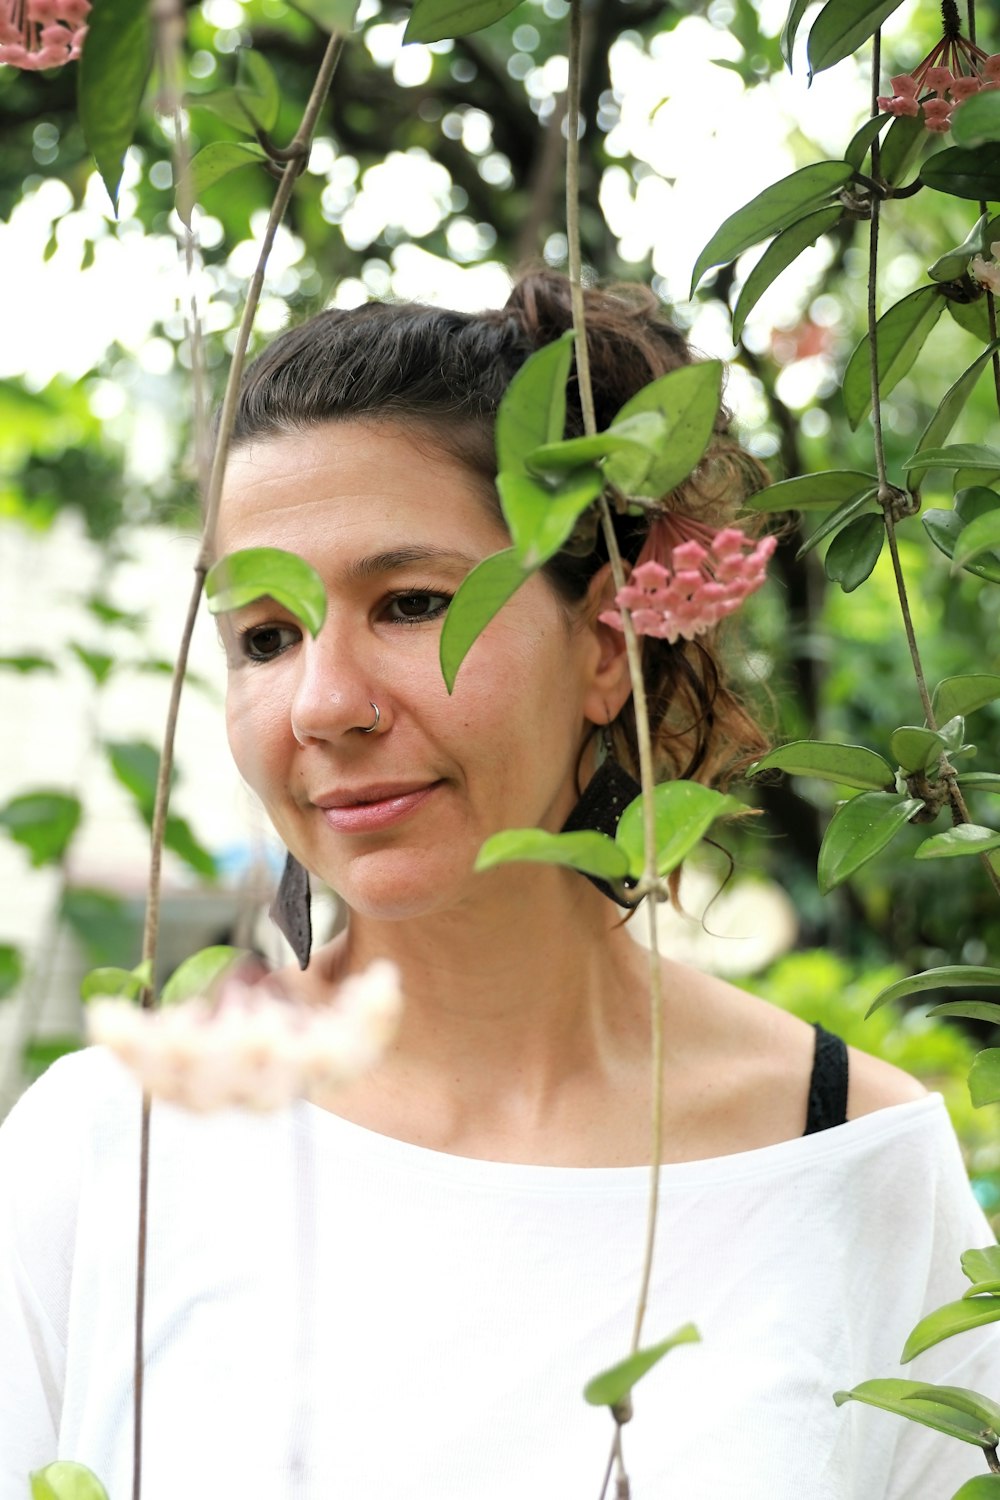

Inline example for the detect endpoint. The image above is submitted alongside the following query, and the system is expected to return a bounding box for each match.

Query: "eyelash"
[236,588,453,664]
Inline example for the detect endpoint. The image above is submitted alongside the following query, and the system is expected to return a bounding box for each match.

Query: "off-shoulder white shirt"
[1,1047,998,1500]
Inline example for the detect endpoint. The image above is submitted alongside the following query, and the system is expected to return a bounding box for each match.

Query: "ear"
[579,560,634,726]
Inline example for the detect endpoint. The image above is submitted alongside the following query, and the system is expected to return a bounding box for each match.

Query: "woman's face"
[216,421,622,920]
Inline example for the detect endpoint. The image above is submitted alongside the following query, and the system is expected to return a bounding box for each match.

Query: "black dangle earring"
[270,850,312,969]
[561,728,642,910]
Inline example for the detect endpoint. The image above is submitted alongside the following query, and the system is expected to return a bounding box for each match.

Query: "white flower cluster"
[87,961,401,1113]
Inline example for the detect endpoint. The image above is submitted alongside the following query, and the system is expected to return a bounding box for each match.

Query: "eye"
[238,623,301,662]
[385,590,451,624]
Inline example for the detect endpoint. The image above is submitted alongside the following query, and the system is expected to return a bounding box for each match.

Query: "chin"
[317,846,479,924]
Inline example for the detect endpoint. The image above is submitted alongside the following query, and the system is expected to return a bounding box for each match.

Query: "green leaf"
[106,740,163,819]
[584,1325,701,1408]
[604,362,723,498]
[922,145,1000,202]
[439,548,527,693]
[843,287,945,429]
[295,0,360,30]
[474,828,631,880]
[824,513,884,591]
[833,1377,999,1446]
[780,0,811,67]
[235,49,280,131]
[495,333,575,479]
[78,0,154,212]
[929,1002,1000,1025]
[747,740,893,790]
[971,1049,1000,1107]
[817,791,922,894]
[908,340,1000,491]
[890,725,949,772]
[60,888,139,968]
[867,965,1000,1016]
[526,424,661,477]
[929,214,991,281]
[0,653,55,674]
[690,162,853,296]
[498,469,604,569]
[69,644,115,685]
[879,111,926,187]
[950,1478,1000,1498]
[797,489,878,559]
[963,1247,1000,1286]
[904,1384,1000,1436]
[807,0,905,77]
[844,113,891,172]
[182,142,270,221]
[732,206,843,342]
[916,825,1000,860]
[188,88,261,136]
[205,547,327,636]
[953,510,1000,573]
[958,774,1000,794]
[160,945,249,1007]
[165,815,219,881]
[80,961,151,1003]
[615,782,743,880]
[742,469,878,513]
[903,1296,1000,1361]
[404,0,522,42]
[949,297,997,344]
[30,1461,110,1500]
[0,791,81,867]
[953,91,1000,148]
[0,944,23,1002]
[924,507,1000,585]
[934,675,1000,721]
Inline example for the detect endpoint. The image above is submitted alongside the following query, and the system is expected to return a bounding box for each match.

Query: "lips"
[313,781,442,833]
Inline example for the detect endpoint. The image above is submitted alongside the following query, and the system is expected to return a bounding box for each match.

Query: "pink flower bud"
[949,75,981,101]
[889,73,919,97]
[984,55,1000,81]
[924,66,954,94]
[888,95,920,117]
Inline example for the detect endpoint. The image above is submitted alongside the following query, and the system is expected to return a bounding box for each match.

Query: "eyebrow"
[344,546,480,580]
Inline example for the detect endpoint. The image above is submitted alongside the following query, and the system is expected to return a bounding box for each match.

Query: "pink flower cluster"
[0,0,89,69]
[972,241,1000,295]
[600,519,777,643]
[87,960,402,1113]
[878,45,1000,134]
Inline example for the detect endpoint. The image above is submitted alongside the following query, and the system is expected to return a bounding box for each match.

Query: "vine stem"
[129,27,346,1500]
[567,0,664,1366]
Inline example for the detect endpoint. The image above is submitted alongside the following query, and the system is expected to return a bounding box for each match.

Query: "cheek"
[225,675,294,801]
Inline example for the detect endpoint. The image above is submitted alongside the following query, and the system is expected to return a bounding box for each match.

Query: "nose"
[289,622,387,746]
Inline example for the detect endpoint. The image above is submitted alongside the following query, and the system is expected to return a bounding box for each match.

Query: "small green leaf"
[182,142,269,221]
[807,0,905,77]
[160,946,249,1007]
[953,510,1000,573]
[780,0,811,66]
[903,1296,1000,1362]
[439,548,527,693]
[833,1377,998,1446]
[934,675,1000,722]
[950,1477,1000,1498]
[495,333,576,479]
[929,1002,1000,1025]
[205,547,327,636]
[747,740,893,790]
[962,1247,1000,1287]
[615,782,743,880]
[106,740,164,819]
[526,425,659,477]
[844,113,891,172]
[78,0,154,212]
[30,1461,111,1500]
[953,91,1000,148]
[0,944,23,1002]
[165,815,219,881]
[497,470,603,569]
[971,1049,1000,1107]
[867,965,1000,1016]
[474,828,631,879]
[843,287,945,429]
[957,774,1000,794]
[879,111,926,187]
[924,505,1000,585]
[824,513,884,591]
[0,791,81,867]
[690,161,853,296]
[604,362,723,499]
[929,214,990,281]
[295,0,360,30]
[80,961,151,1003]
[742,469,878,513]
[584,1325,701,1408]
[922,145,1000,201]
[908,340,1000,491]
[732,206,843,342]
[236,49,280,132]
[890,725,948,772]
[69,644,115,685]
[404,0,522,42]
[949,297,997,344]
[60,888,138,968]
[817,791,922,894]
[797,489,878,559]
[188,87,260,135]
[0,653,55,674]
[916,825,1000,860]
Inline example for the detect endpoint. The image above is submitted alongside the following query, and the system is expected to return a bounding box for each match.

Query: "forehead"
[214,420,505,560]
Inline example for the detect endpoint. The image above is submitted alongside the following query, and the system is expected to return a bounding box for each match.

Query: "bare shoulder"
[846,1044,927,1119]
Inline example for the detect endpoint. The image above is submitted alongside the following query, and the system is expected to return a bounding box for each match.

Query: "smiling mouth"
[315,783,442,833]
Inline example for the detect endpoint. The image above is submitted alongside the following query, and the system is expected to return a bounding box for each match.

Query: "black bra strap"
[803,1023,849,1135]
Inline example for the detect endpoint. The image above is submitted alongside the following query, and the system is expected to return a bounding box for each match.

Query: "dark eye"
[239,623,300,662]
[386,591,451,624]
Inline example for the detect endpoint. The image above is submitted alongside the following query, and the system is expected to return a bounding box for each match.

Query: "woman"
[0,272,996,1500]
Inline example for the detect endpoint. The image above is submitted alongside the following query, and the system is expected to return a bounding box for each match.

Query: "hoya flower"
[876,7,1000,137]
[972,242,1000,295]
[88,960,402,1113]
[600,516,776,644]
[0,0,89,68]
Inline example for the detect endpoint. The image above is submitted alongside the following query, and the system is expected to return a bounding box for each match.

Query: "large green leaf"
[922,145,1000,201]
[780,0,811,67]
[584,1325,701,1408]
[953,91,1000,148]
[182,142,270,221]
[921,489,1000,584]
[78,0,153,212]
[474,829,630,880]
[495,333,575,478]
[807,0,906,77]
[971,1049,1000,1107]
[867,965,1000,1016]
[205,547,327,635]
[953,510,1000,573]
[30,1462,110,1500]
[903,1296,1000,1361]
[930,1002,1000,1026]
[949,298,997,344]
[526,421,664,478]
[747,740,893,790]
[690,162,853,296]
[843,286,945,429]
[404,0,522,42]
[824,513,884,591]
[0,944,23,1002]
[797,490,878,559]
[844,114,891,172]
[879,112,925,187]
[604,362,723,498]
[890,725,950,773]
[0,791,81,868]
[732,206,843,342]
[817,792,922,894]
[615,782,743,880]
[497,469,603,569]
[901,1384,1000,1434]
[439,548,527,693]
[951,1478,1000,1498]
[833,1378,999,1446]
[908,340,1000,491]
[160,945,249,1006]
[742,469,878,513]
[934,675,1000,722]
[916,826,1000,860]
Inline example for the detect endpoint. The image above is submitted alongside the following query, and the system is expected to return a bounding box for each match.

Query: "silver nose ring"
[360,701,380,734]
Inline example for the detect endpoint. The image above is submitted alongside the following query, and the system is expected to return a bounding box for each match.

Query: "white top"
[1,1047,998,1500]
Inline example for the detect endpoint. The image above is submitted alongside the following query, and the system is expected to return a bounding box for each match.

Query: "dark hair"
[232,270,770,785]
